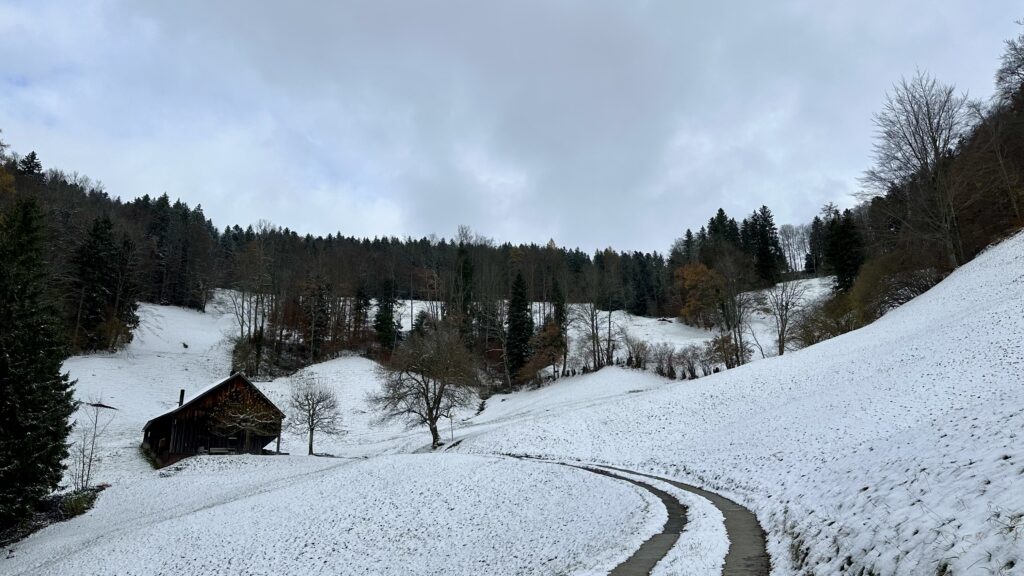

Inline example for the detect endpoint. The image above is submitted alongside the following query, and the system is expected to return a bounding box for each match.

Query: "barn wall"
[141,375,283,468]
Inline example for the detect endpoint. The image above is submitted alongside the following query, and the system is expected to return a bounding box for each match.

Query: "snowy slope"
[256,356,437,456]
[453,233,1024,575]
[7,234,1021,576]
[60,293,238,483]
[3,454,661,576]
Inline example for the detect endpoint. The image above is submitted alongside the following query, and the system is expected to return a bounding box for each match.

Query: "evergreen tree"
[825,210,865,292]
[70,216,140,351]
[351,283,372,343]
[682,229,696,264]
[374,281,399,353]
[752,205,786,282]
[505,271,533,386]
[806,216,827,273]
[16,151,42,177]
[0,200,76,528]
[302,274,331,361]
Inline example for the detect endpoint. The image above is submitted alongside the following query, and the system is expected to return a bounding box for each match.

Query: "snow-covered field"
[2,454,660,576]
[3,234,1021,575]
[454,233,1024,575]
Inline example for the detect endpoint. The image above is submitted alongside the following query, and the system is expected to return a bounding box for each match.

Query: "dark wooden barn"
[142,373,285,467]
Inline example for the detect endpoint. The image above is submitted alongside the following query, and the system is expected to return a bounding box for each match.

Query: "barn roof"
[143,373,285,430]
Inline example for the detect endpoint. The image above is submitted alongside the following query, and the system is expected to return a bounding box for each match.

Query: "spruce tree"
[505,271,533,386]
[70,216,140,351]
[302,275,332,361]
[16,151,42,177]
[0,200,76,528]
[825,210,865,293]
[374,281,399,353]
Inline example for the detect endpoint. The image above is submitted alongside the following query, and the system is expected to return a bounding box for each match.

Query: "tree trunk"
[429,421,441,448]
[307,429,314,456]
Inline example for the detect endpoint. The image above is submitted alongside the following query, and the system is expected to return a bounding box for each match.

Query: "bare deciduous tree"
[623,333,650,370]
[861,71,973,268]
[779,224,810,272]
[571,301,606,370]
[69,399,116,491]
[288,375,343,456]
[370,323,478,448]
[759,279,810,356]
[996,21,1024,103]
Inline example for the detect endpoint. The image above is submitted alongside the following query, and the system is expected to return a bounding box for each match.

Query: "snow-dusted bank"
[453,232,1024,575]
[2,454,661,576]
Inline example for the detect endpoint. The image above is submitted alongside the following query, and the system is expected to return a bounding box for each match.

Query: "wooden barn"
[142,373,285,467]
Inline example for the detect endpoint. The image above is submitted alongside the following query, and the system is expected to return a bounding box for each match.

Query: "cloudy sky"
[0,1,1018,252]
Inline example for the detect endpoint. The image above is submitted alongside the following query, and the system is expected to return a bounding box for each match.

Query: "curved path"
[599,465,770,576]
[569,465,687,576]
[517,457,770,575]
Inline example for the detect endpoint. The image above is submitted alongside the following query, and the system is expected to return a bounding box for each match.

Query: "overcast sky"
[0,1,1019,252]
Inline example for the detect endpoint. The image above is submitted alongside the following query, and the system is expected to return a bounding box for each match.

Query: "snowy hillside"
[453,232,1024,575]
[57,295,238,484]
[3,454,662,576]
[3,235,1021,575]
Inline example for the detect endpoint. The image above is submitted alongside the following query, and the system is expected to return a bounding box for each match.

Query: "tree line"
[2,22,1024,526]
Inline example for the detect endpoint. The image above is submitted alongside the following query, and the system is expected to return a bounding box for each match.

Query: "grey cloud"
[0,0,1019,252]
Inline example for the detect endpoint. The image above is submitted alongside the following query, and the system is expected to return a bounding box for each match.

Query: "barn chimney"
[178,389,185,407]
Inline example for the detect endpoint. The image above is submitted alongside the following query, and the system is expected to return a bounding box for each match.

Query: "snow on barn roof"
[143,373,284,430]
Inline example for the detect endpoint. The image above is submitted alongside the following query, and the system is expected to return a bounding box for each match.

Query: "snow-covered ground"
[3,234,1021,575]
[58,294,238,484]
[2,454,660,576]
[453,233,1024,575]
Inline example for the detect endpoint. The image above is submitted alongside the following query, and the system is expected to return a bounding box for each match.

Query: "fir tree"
[505,271,533,387]
[825,210,865,292]
[70,216,140,351]
[374,281,399,353]
[16,151,42,177]
[806,216,827,273]
[752,205,786,282]
[302,274,331,361]
[0,200,76,528]
[351,283,372,343]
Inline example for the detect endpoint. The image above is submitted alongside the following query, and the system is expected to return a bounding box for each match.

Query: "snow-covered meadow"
[2,454,661,576]
[454,233,1024,575]
[2,233,1022,575]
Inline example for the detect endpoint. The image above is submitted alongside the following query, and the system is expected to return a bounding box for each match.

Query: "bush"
[59,490,98,519]
[847,253,944,325]
[790,295,857,349]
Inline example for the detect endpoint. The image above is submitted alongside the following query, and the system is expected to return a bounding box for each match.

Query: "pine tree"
[351,283,371,344]
[0,200,76,528]
[16,151,42,177]
[752,205,786,282]
[825,210,865,292]
[505,271,533,387]
[682,229,696,264]
[302,274,331,361]
[70,216,140,351]
[374,281,399,353]
[806,216,827,273]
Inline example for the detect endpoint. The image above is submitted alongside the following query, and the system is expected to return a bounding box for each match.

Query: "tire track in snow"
[512,456,769,575]
[568,465,687,576]
[599,465,770,576]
